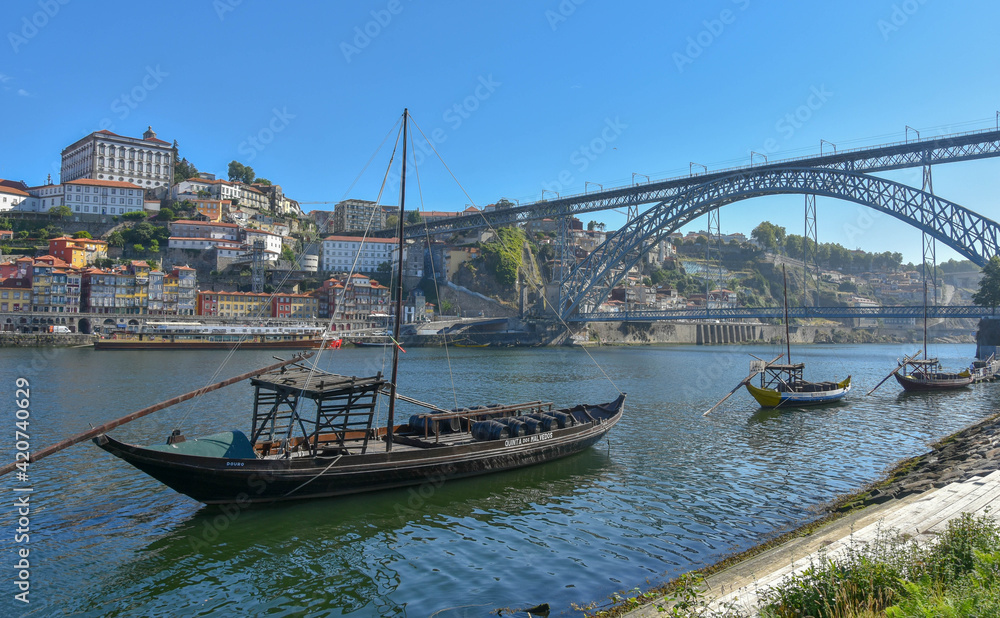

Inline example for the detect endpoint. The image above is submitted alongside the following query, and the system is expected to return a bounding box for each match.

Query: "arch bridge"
[558,167,1000,319]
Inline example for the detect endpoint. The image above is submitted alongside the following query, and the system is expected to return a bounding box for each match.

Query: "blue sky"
[2,0,998,263]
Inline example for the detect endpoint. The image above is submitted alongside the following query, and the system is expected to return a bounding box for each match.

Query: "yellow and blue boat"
[744,361,851,408]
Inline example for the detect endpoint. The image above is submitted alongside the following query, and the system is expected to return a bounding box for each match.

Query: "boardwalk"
[626,469,1000,617]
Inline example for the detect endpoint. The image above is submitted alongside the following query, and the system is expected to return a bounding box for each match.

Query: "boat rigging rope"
[409,126,461,413]
[280,454,343,498]
[406,115,623,395]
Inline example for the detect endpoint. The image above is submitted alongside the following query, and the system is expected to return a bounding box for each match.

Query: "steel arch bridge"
[559,167,1000,319]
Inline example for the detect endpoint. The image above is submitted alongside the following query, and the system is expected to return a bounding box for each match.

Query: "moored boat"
[745,361,852,407]
[92,363,624,503]
[84,109,626,504]
[894,357,972,391]
[94,321,340,350]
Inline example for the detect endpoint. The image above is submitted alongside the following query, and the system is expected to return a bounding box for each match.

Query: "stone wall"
[0,333,94,348]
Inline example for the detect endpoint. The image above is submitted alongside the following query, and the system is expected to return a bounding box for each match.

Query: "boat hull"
[745,376,851,408]
[894,371,972,391]
[93,395,625,504]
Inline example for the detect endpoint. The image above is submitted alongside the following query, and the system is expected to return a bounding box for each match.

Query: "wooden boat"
[745,361,851,407]
[84,109,626,504]
[894,357,971,391]
[707,265,849,414]
[873,277,971,394]
[93,364,625,503]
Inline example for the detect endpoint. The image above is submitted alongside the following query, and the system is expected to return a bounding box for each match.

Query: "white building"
[0,184,33,212]
[62,179,145,216]
[61,126,174,190]
[322,235,398,273]
[243,229,283,255]
[169,220,240,242]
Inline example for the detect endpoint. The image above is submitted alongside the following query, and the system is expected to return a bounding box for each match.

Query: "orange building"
[48,236,108,267]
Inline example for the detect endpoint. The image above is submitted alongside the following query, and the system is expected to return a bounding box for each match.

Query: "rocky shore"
[836,410,1000,510]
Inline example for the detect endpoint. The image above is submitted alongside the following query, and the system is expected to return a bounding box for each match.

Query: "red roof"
[0,185,30,197]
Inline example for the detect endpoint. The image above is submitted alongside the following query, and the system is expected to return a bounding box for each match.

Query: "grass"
[758,513,1000,618]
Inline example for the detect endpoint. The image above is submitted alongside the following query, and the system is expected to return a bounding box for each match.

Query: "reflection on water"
[1,343,996,616]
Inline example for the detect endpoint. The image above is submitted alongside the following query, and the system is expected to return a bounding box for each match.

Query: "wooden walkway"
[626,469,1000,617]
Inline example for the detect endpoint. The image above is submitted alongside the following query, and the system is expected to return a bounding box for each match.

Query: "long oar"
[865,349,921,396]
[704,353,783,416]
[0,352,314,477]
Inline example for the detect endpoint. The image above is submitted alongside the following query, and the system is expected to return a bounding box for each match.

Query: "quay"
[623,411,1000,617]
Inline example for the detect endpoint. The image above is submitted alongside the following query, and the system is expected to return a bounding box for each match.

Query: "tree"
[51,205,72,218]
[228,160,255,184]
[73,230,92,239]
[751,221,786,253]
[406,210,422,224]
[157,207,175,221]
[174,157,199,184]
[385,215,399,230]
[107,231,125,248]
[974,256,1000,313]
[132,243,145,254]
[255,178,272,186]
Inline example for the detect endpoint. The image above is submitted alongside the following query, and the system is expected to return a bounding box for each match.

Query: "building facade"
[61,127,175,190]
[321,235,398,274]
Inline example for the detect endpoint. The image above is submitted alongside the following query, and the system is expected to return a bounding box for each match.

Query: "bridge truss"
[558,167,1000,319]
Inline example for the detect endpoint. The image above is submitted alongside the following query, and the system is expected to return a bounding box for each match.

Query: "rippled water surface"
[1,343,997,616]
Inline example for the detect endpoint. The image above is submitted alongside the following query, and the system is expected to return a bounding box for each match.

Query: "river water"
[1,342,996,616]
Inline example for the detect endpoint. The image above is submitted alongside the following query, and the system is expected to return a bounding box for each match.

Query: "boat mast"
[922,272,928,360]
[782,264,791,364]
[386,108,408,453]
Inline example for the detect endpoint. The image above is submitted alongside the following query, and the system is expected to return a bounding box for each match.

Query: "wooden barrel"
[471,420,510,441]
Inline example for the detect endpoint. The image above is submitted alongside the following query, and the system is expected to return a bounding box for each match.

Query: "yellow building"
[197,291,272,318]
[191,199,228,223]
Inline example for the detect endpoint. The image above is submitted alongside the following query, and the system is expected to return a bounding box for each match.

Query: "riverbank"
[0,332,94,347]
[612,409,1000,617]
[580,321,973,346]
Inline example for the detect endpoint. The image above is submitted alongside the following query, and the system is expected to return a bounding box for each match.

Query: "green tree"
[385,215,399,230]
[51,205,72,218]
[255,178,272,186]
[228,160,255,184]
[751,221,786,253]
[974,256,1000,314]
[406,210,422,224]
[157,207,175,221]
[17,230,29,240]
[106,230,125,248]
[174,157,199,184]
[73,230,92,239]
[132,243,145,254]
[480,227,524,288]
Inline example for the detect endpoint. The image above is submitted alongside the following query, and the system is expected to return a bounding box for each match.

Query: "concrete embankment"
[581,321,945,345]
[0,333,95,348]
[621,410,1000,617]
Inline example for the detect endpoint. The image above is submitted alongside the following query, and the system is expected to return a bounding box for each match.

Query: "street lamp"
[905,125,920,143]
[585,181,603,193]
[820,139,837,155]
[632,172,650,186]
[541,189,559,200]
[750,151,767,166]
[689,162,707,177]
